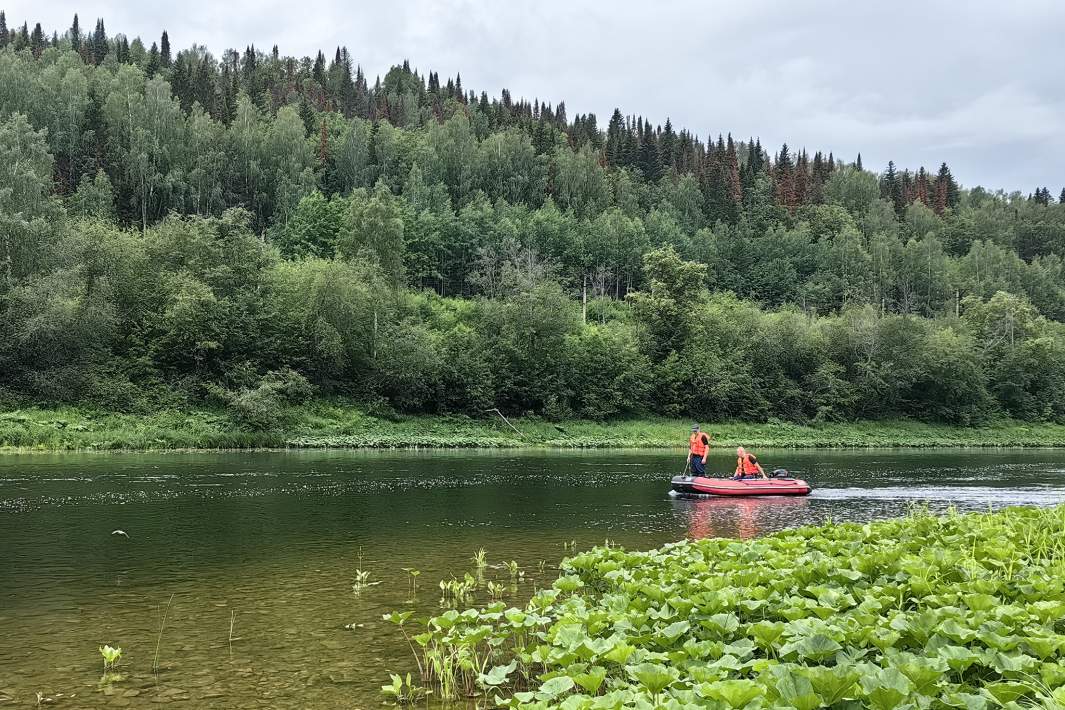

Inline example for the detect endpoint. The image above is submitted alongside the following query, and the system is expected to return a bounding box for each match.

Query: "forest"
[2,13,1065,427]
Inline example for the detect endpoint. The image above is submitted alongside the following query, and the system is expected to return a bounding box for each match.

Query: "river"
[2,448,1065,707]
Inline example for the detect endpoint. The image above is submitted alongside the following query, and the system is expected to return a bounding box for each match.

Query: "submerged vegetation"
[386,506,1065,708]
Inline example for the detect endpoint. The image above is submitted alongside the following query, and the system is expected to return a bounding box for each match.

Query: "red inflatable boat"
[671,474,811,497]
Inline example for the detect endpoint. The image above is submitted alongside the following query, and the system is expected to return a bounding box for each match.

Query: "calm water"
[2,448,1065,708]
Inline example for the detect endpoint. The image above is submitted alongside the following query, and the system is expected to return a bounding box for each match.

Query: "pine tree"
[16,22,28,51]
[1060,188,1065,204]
[116,35,130,63]
[160,30,171,68]
[0,12,7,48]
[855,152,863,171]
[70,14,81,52]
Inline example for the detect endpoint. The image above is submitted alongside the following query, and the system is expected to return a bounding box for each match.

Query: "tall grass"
[3,402,1065,451]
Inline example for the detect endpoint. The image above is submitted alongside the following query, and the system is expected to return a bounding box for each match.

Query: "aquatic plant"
[381,672,429,704]
[505,560,525,582]
[438,573,477,606]
[402,567,421,597]
[151,593,174,674]
[99,644,122,672]
[472,548,488,570]
[386,505,1065,707]
[352,568,381,595]
[487,581,506,600]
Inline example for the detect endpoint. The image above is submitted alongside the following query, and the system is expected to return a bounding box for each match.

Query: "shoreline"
[4,404,1065,452]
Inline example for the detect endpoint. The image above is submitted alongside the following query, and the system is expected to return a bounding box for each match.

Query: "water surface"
[2,448,1064,707]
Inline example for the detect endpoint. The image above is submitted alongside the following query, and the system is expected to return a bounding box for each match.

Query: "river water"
[2,448,1065,708]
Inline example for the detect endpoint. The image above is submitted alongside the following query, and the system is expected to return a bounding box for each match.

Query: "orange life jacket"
[689,432,710,456]
[737,453,760,475]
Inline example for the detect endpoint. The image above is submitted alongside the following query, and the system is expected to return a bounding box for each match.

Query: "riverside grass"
[4,402,1065,451]
[386,506,1065,709]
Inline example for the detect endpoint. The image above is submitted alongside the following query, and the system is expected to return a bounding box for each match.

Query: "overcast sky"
[8,0,1063,193]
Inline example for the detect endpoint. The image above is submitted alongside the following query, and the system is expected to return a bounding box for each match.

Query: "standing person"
[688,425,712,476]
[733,446,767,479]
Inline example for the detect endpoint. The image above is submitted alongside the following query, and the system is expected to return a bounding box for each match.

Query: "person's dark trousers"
[690,455,706,476]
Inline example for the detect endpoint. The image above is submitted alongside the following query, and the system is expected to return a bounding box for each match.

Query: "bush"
[211,368,316,431]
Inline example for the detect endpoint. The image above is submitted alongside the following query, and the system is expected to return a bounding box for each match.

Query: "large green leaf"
[699,679,764,708]
[626,662,677,695]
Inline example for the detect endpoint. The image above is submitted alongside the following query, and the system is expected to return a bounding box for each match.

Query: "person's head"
[691,424,700,433]
[736,446,746,457]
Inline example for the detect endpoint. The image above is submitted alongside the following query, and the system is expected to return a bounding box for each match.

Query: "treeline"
[1,13,1065,425]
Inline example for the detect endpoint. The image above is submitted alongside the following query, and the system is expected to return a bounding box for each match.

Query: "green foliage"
[392,506,1065,708]
[209,368,315,431]
[4,27,1065,430]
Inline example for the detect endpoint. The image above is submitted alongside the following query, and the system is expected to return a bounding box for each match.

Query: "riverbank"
[3,402,1065,451]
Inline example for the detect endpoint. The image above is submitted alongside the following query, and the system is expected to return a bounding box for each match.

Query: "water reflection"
[675,495,811,540]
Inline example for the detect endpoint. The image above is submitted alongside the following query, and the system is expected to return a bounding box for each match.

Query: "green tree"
[627,246,708,358]
[339,184,406,286]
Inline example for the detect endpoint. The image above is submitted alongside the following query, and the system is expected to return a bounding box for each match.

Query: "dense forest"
[2,13,1065,426]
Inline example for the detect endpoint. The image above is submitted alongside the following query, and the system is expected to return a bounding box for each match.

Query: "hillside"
[1,12,1065,428]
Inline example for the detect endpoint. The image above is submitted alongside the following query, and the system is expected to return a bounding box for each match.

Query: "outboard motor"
[773,468,792,479]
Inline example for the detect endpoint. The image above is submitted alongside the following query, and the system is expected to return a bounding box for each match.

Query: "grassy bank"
[3,402,1065,451]
[389,506,1065,707]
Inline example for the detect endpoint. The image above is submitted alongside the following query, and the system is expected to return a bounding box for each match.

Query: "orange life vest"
[737,453,760,475]
[689,432,710,456]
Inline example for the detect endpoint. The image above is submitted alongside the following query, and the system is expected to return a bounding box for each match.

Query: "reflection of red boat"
[671,475,811,496]
[682,494,809,539]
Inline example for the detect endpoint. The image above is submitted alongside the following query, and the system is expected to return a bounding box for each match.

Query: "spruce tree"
[606,109,625,167]
[146,42,160,77]
[92,18,107,63]
[160,30,171,68]
[659,118,676,172]
[30,22,45,58]
[70,14,81,52]
[1060,188,1065,204]
[855,152,863,171]
[638,121,663,181]
[775,143,795,210]
[915,167,929,204]
[725,134,742,206]
[312,51,325,85]
[0,12,7,48]
[940,163,959,207]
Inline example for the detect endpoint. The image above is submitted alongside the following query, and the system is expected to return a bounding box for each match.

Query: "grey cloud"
[6,0,1063,191]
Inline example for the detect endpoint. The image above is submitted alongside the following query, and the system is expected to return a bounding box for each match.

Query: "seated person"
[733,447,767,480]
